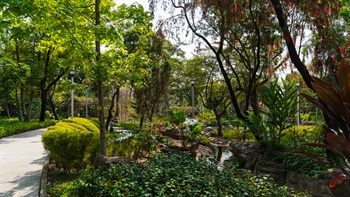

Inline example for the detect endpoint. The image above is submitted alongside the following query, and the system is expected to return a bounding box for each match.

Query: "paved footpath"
[0,128,47,197]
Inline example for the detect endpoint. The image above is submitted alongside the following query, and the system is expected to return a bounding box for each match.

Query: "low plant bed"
[47,153,310,197]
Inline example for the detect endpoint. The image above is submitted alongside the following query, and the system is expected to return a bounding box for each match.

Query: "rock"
[184,118,199,126]
[285,171,332,197]
[194,144,214,159]
[94,155,131,169]
[228,141,337,196]
[201,127,216,137]
[331,180,350,197]
[254,156,286,184]
[229,142,264,169]
[324,168,350,197]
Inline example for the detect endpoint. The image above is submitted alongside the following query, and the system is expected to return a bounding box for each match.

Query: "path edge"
[39,153,50,197]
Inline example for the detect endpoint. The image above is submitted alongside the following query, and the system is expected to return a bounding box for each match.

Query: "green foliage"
[118,122,140,132]
[62,118,99,133]
[189,124,201,140]
[88,118,100,128]
[198,135,211,143]
[77,153,300,197]
[0,119,56,138]
[301,59,350,173]
[262,80,298,147]
[42,119,100,170]
[107,131,156,159]
[269,152,329,178]
[45,111,53,119]
[281,125,323,148]
[240,111,267,140]
[221,129,256,142]
[47,172,80,197]
[173,108,186,124]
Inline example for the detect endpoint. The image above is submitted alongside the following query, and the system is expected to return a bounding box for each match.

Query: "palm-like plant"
[301,59,350,185]
[262,80,298,147]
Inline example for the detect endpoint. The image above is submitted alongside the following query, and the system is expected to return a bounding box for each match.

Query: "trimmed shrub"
[88,118,100,128]
[62,118,99,133]
[42,119,100,170]
[0,119,56,138]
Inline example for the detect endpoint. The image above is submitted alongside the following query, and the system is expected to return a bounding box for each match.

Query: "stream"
[209,144,233,170]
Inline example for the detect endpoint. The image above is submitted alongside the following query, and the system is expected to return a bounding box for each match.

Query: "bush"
[42,119,100,170]
[62,118,99,133]
[221,129,256,141]
[107,132,157,159]
[280,125,324,152]
[268,151,329,178]
[77,153,304,197]
[0,119,56,138]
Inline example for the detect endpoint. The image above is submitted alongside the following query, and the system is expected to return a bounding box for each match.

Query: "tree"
[149,0,289,140]
[187,55,231,137]
[131,38,174,128]
[149,0,347,142]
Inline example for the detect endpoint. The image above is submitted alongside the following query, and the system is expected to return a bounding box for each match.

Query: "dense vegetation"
[2,0,350,195]
[47,153,311,197]
[0,118,56,138]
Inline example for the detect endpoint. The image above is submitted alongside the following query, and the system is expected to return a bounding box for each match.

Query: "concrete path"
[0,128,47,197]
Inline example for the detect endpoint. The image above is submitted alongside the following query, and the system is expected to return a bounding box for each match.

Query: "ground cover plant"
[76,153,307,197]
[0,118,56,138]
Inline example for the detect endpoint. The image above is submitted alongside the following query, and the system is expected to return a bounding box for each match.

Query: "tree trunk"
[20,85,29,121]
[96,0,106,156]
[39,88,47,122]
[270,0,337,158]
[27,91,34,120]
[114,88,120,120]
[106,89,119,132]
[5,102,10,118]
[48,98,59,120]
[139,115,144,128]
[214,110,223,137]
[15,86,22,121]
[39,49,50,122]
[270,0,313,90]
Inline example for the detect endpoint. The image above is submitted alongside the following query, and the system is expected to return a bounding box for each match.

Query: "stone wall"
[229,142,335,197]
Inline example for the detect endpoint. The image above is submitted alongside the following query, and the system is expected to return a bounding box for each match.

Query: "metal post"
[70,68,75,119]
[85,85,88,118]
[296,82,300,126]
[191,78,195,119]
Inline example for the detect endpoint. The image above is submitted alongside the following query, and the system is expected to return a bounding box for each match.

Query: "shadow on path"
[0,169,41,197]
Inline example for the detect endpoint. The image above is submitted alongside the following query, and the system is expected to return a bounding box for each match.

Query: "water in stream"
[210,145,233,170]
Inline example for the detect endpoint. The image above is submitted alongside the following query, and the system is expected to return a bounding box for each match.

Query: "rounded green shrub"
[42,120,100,170]
[62,118,99,133]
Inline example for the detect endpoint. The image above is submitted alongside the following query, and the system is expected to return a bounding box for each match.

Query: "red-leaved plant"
[301,59,350,188]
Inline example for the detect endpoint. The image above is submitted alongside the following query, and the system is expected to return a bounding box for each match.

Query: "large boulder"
[229,141,264,169]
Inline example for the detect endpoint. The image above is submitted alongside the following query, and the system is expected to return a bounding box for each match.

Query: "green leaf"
[173,108,186,123]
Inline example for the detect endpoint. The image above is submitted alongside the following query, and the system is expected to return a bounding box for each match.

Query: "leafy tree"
[131,38,174,127]
[149,0,347,143]
[149,0,290,140]
[188,55,231,137]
